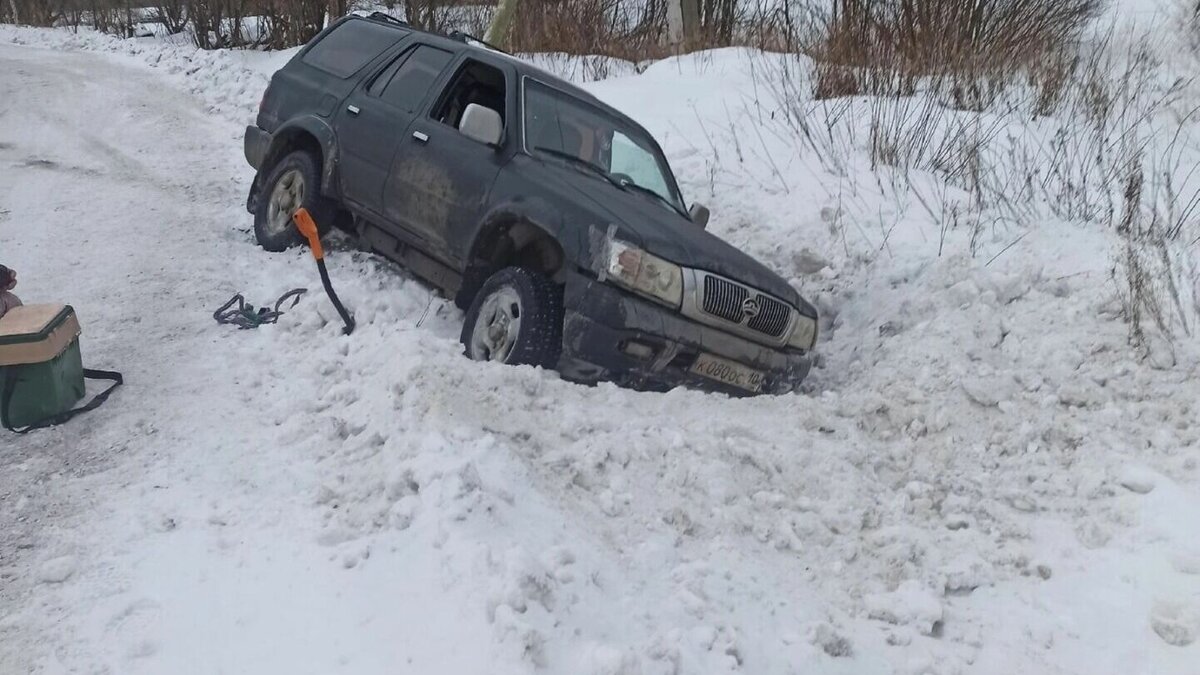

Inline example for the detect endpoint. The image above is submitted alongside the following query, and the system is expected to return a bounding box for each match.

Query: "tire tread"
[461,267,564,369]
[253,150,336,252]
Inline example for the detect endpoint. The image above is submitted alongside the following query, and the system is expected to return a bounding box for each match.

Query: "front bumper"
[559,270,812,396]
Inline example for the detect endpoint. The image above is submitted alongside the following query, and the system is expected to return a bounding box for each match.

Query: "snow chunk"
[865,580,944,635]
[946,280,980,306]
[38,555,77,584]
[792,247,831,275]
[1116,465,1157,495]
[962,375,1016,407]
[939,553,995,594]
[982,270,1035,304]
[572,643,642,674]
[806,622,852,657]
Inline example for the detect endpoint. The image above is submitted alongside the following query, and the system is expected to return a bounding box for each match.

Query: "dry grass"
[741,6,1200,349]
[497,0,671,61]
[807,0,1104,102]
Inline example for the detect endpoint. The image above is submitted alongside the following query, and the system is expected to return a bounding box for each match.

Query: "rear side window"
[302,20,407,79]
[373,46,455,113]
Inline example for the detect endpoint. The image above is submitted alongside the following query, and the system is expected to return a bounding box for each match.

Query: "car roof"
[348,14,621,119]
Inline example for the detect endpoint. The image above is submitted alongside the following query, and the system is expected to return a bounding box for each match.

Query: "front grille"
[699,273,791,338]
[747,297,791,337]
[702,275,750,323]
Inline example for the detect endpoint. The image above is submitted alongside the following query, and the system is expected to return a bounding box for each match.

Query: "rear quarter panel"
[257,20,415,197]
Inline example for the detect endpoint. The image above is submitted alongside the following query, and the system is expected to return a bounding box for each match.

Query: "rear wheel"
[254,150,335,252]
[461,267,563,369]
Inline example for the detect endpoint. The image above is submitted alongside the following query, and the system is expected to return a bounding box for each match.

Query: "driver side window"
[432,60,507,132]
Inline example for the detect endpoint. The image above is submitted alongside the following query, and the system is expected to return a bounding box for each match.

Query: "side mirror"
[459,103,503,147]
[689,203,710,229]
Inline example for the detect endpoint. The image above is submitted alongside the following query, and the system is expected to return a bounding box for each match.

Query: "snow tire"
[461,267,564,369]
[254,150,335,252]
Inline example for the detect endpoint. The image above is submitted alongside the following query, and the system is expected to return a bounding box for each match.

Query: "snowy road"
[0,43,305,670]
[2,39,1199,675]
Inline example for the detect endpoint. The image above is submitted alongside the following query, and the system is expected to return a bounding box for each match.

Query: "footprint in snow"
[37,555,77,584]
[1171,551,1200,576]
[1150,601,1198,647]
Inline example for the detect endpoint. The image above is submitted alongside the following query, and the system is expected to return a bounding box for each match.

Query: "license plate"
[689,353,765,393]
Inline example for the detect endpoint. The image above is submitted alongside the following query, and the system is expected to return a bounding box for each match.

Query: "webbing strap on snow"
[1,367,124,434]
[213,288,307,330]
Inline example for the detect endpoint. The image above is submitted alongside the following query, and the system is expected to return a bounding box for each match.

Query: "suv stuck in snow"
[244,13,818,394]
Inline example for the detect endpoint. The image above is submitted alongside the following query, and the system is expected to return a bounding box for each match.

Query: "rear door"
[335,43,456,216]
[384,56,515,263]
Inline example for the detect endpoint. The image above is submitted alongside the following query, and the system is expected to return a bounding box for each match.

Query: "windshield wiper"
[532,147,622,187]
[612,178,689,219]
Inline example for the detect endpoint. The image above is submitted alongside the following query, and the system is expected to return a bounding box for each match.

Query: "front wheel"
[253,150,334,252]
[460,267,563,369]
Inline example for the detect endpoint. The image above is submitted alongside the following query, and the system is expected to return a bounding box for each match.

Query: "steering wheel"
[610,172,635,186]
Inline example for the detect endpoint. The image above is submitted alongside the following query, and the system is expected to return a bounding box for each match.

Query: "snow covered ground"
[2,12,1199,675]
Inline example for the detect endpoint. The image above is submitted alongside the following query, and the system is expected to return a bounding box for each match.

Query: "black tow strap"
[213,288,307,329]
[2,367,124,434]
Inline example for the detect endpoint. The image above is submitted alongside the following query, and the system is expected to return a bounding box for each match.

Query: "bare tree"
[151,0,189,34]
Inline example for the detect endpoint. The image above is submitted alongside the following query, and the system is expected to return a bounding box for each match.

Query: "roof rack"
[361,12,511,56]
[367,11,409,27]
[447,30,511,56]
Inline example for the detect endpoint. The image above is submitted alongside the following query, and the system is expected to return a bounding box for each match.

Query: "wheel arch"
[457,209,568,309]
[256,118,339,198]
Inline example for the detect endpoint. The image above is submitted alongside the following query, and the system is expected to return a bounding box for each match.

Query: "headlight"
[604,239,684,308]
[788,313,818,351]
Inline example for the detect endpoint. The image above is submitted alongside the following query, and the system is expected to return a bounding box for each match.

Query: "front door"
[384,57,512,264]
[336,43,455,217]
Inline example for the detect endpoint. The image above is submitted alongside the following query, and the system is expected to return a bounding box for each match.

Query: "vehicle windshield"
[522,80,687,215]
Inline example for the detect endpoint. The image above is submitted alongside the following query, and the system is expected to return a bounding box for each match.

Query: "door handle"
[412,131,429,143]
[346,105,360,116]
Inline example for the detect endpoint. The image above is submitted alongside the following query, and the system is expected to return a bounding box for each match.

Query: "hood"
[544,164,802,307]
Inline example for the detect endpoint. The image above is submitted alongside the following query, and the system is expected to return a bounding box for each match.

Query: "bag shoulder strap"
[2,368,123,434]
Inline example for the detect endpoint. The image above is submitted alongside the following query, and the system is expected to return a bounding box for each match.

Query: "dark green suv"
[245,13,818,394]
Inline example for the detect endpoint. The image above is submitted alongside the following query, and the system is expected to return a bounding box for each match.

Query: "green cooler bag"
[0,305,121,433]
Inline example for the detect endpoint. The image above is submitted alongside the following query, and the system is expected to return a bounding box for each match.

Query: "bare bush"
[188,0,250,48]
[500,0,669,61]
[1185,0,1200,55]
[808,0,1104,100]
[151,0,189,34]
[3,0,61,25]
[256,0,325,49]
[1114,153,1199,356]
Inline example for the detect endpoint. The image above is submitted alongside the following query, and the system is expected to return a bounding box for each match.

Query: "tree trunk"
[485,0,519,48]
[679,0,700,44]
[666,0,683,45]
[7,0,18,24]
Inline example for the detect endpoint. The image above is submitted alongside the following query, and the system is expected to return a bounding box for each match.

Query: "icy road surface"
[2,40,1199,675]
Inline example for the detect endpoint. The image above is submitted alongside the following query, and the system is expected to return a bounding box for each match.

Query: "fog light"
[621,340,655,360]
